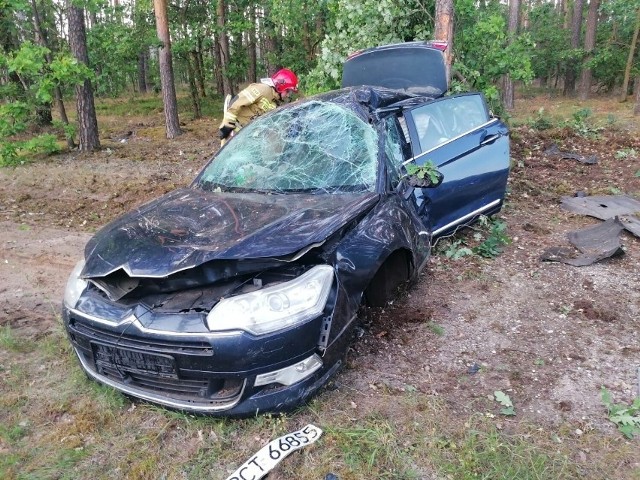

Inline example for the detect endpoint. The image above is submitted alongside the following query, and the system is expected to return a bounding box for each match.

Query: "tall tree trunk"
[186,55,201,119]
[502,0,520,110]
[262,5,278,75]
[247,4,257,83]
[216,0,233,95]
[620,7,640,102]
[195,39,206,97]
[67,0,100,151]
[434,0,454,85]
[212,43,224,94]
[138,50,148,93]
[153,0,182,138]
[634,75,640,115]
[31,0,75,146]
[564,0,584,96]
[579,0,600,100]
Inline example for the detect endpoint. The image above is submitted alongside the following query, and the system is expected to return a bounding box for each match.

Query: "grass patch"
[0,325,36,353]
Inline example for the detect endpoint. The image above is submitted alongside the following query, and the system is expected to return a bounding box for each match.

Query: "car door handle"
[480,133,500,146]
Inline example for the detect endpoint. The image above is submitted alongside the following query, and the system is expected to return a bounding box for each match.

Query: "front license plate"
[225,424,323,480]
[92,343,177,378]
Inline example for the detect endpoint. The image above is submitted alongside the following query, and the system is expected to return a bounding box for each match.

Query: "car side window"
[384,117,408,188]
[411,94,489,153]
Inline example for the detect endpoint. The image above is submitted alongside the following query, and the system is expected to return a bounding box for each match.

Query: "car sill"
[429,199,502,237]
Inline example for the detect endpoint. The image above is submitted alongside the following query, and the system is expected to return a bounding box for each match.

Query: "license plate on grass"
[225,424,323,480]
[92,343,177,378]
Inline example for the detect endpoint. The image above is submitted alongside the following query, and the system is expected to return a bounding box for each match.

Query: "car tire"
[363,250,410,307]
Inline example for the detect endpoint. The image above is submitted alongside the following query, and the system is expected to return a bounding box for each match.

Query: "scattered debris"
[561,195,640,238]
[224,424,323,480]
[544,144,597,164]
[541,217,625,266]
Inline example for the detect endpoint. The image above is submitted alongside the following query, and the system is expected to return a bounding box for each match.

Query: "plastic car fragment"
[544,144,597,164]
[541,217,625,266]
[561,195,640,238]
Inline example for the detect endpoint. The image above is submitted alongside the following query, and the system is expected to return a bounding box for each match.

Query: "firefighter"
[218,68,299,145]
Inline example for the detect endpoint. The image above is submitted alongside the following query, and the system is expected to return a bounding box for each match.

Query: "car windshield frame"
[194,100,380,195]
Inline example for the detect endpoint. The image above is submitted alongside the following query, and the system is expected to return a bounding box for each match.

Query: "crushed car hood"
[82,188,379,278]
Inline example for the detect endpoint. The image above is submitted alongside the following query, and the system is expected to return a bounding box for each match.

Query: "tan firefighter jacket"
[219,83,281,131]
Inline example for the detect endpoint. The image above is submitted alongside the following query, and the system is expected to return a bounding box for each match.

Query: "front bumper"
[63,303,341,416]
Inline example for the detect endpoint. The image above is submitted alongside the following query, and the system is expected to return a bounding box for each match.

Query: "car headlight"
[64,259,87,308]
[206,265,334,335]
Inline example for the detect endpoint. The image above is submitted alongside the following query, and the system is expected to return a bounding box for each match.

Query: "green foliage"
[455,0,534,112]
[601,387,640,439]
[528,107,555,131]
[404,161,441,185]
[615,148,637,159]
[0,41,93,164]
[307,0,435,92]
[567,108,603,138]
[494,390,516,416]
[472,217,511,258]
[442,239,474,260]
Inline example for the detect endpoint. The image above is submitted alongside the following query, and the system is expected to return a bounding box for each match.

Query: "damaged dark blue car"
[62,42,510,415]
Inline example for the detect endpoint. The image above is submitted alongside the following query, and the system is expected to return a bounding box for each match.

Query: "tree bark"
[67,0,100,151]
[564,0,584,96]
[634,75,640,115]
[137,51,148,93]
[216,0,233,95]
[153,0,182,138]
[247,3,257,83]
[262,5,278,75]
[212,42,224,94]
[579,0,600,100]
[620,7,640,102]
[434,0,454,86]
[502,0,520,110]
[186,55,201,119]
[195,38,206,97]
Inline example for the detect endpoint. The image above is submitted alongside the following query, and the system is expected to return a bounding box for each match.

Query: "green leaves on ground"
[494,391,516,416]
[601,387,640,439]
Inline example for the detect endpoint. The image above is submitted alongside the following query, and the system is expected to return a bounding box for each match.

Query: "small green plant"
[567,108,603,138]
[615,148,637,159]
[443,239,473,260]
[529,107,555,130]
[601,387,640,439]
[494,391,515,416]
[427,321,445,336]
[404,161,441,186]
[473,217,511,258]
[635,170,640,178]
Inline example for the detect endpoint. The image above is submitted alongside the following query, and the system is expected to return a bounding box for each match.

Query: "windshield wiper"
[278,185,370,194]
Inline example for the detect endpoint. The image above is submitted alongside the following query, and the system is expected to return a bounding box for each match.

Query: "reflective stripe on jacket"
[219,83,280,130]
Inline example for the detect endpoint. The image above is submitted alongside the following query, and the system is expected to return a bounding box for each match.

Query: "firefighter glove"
[219,126,234,140]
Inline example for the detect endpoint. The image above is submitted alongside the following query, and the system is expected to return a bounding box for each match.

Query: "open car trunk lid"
[341,41,447,97]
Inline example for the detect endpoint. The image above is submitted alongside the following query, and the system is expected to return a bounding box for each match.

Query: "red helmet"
[271,68,298,94]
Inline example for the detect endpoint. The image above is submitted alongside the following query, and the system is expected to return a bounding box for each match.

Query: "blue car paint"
[62,75,509,415]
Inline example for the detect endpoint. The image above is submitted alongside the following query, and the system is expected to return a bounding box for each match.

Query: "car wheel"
[363,250,410,307]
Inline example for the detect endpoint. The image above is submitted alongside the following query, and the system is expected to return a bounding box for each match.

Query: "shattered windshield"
[196,100,379,193]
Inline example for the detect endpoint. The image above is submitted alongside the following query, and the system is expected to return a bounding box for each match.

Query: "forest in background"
[1,0,640,163]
